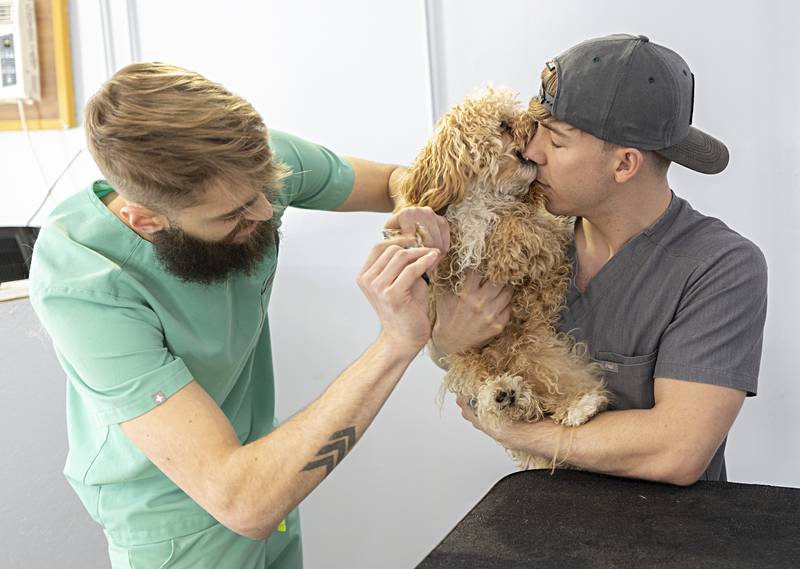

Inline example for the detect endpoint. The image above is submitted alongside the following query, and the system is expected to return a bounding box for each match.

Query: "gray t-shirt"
[559,192,768,482]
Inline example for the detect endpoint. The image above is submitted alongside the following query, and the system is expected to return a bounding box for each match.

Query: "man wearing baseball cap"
[432,34,768,484]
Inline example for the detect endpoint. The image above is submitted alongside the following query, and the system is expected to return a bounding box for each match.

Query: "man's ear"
[120,203,171,235]
[613,147,644,183]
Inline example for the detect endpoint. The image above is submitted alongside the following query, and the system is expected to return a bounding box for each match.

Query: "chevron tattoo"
[301,426,357,476]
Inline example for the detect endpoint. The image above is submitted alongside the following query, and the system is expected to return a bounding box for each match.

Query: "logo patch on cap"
[539,61,558,111]
[152,391,167,405]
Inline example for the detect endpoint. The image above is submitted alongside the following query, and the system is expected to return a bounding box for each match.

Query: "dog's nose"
[515,150,538,168]
[522,132,546,165]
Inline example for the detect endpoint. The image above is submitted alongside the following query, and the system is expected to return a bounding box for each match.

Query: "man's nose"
[522,129,545,165]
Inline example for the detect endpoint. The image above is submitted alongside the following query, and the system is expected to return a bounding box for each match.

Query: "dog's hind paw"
[494,388,517,409]
[475,373,524,430]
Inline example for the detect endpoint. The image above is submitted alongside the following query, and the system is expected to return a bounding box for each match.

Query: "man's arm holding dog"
[432,276,747,486]
[455,381,745,486]
[121,238,441,540]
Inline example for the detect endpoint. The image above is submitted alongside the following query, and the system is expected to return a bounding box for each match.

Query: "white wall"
[2,1,798,568]
[1,300,110,569]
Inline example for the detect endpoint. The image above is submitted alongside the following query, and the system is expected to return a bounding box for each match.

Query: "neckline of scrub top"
[87,180,157,249]
[566,191,678,308]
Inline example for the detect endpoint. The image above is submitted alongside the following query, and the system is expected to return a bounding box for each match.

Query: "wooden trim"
[51,0,75,128]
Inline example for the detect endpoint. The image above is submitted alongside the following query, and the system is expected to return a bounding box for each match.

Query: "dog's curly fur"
[396,87,609,470]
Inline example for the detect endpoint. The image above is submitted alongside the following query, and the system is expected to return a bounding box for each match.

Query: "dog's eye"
[499,120,512,132]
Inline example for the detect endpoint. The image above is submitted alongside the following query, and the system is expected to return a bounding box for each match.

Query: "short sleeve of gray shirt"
[559,192,768,481]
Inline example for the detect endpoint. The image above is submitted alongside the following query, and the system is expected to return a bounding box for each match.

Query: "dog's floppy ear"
[396,120,473,213]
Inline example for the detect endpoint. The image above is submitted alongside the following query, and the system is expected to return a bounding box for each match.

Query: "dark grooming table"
[416,470,800,568]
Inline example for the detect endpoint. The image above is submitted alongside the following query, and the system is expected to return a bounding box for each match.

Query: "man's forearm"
[221,334,417,538]
[388,165,407,210]
[502,408,701,485]
[338,157,402,212]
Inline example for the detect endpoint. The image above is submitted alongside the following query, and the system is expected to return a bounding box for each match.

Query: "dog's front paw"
[560,392,608,426]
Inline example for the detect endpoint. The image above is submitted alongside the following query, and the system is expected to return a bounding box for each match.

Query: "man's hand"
[383,206,450,256]
[455,394,564,458]
[455,394,508,442]
[432,271,513,356]
[357,237,441,356]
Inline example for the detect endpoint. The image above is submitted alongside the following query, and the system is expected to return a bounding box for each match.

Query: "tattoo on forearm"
[301,426,357,476]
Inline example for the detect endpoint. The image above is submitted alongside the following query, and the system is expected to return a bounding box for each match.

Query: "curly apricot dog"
[395,87,608,469]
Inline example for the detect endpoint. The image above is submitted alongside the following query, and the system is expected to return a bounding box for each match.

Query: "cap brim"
[655,127,729,175]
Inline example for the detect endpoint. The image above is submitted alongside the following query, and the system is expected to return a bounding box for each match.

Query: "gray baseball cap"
[538,34,729,174]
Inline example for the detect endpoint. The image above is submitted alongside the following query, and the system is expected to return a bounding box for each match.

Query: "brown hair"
[528,64,670,176]
[84,62,288,213]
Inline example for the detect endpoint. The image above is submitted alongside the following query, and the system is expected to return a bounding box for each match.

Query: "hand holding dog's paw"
[357,237,440,357]
[384,206,451,257]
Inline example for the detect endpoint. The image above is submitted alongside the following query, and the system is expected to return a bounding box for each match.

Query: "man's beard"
[152,217,278,285]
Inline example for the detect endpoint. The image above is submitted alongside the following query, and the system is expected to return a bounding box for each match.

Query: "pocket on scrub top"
[108,538,175,569]
[593,351,658,410]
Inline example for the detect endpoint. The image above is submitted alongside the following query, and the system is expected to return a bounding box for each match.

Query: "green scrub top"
[29,130,355,566]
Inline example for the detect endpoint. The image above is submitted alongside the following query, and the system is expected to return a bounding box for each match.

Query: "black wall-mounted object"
[0,226,40,283]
